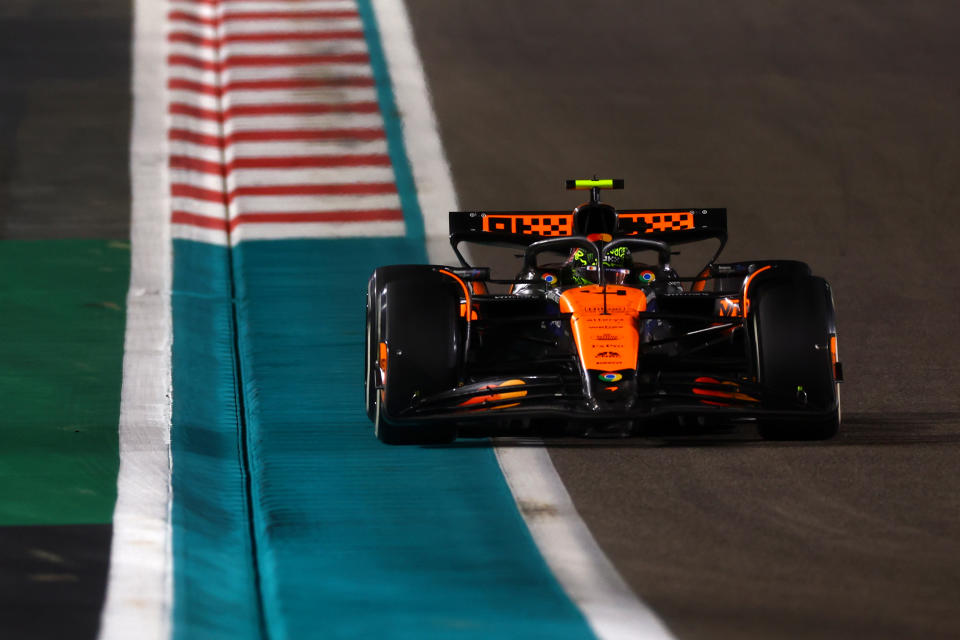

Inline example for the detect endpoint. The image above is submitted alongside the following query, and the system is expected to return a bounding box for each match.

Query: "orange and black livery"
[365,179,842,444]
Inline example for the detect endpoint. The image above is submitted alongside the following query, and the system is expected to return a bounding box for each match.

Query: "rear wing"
[449,208,727,246]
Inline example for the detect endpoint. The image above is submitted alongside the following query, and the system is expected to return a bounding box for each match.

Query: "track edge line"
[494,443,675,640]
[98,0,175,637]
[369,0,675,636]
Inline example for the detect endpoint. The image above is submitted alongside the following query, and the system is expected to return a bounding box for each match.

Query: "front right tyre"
[750,275,841,440]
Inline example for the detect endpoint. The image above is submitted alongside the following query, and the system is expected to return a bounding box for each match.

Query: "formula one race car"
[365,179,842,444]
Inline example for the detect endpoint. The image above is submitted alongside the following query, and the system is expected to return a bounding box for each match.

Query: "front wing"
[388,375,839,425]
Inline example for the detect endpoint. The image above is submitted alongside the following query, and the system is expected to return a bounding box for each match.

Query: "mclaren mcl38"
[365,179,842,444]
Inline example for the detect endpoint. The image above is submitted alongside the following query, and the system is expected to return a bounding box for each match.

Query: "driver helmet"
[564,246,631,286]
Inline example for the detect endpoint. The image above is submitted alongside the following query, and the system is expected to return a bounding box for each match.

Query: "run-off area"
[169,237,599,639]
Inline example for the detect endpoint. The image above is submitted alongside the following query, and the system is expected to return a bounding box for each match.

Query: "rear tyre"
[374,277,461,445]
[751,276,840,440]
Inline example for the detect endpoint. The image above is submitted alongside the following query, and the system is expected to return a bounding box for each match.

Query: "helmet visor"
[578,265,631,285]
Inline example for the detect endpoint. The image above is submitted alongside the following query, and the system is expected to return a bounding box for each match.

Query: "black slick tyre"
[364,265,449,421]
[364,274,378,421]
[750,276,840,440]
[374,276,460,445]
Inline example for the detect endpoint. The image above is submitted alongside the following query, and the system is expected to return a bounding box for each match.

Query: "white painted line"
[371,1,675,637]
[169,169,226,191]
[172,18,365,35]
[169,63,372,83]
[165,67,220,85]
[222,113,386,131]
[168,1,359,16]
[229,220,404,242]
[372,0,458,248]
[170,223,230,245]
[168,140,224,162]
[172,166,399,192]
[224,166,397,188]
[495,444,675,640]
[229,192,402,214]
[168,38,368,59]
[171,197,229,219]
[98,0,173,637]
[220,87,380,105]
[169,137,389,162]
[227,138,389,157]
[167,115,225,136]
[168,112,385,136]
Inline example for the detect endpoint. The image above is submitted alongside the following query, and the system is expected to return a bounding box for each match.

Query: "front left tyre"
[367,271,462,444]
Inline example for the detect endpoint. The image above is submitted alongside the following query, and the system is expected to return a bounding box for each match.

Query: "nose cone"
[586,370,638,412]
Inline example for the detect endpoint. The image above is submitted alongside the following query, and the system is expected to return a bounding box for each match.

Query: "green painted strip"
[356,0,427,240]
[0,239,127,526]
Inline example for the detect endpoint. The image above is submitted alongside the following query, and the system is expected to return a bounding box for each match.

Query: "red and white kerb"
[167,0,406,244]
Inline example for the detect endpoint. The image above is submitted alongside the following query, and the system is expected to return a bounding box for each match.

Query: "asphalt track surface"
[405,1,960,638]
[3,1,959,638]
[0,0,131,240]
[1,1,130,638]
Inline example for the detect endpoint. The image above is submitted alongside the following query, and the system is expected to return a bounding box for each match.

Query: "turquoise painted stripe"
[170,240,598,638]
[169,0,598,636]
[170,241,261,640]
[231,238,595,639]
[356,0,426,240]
